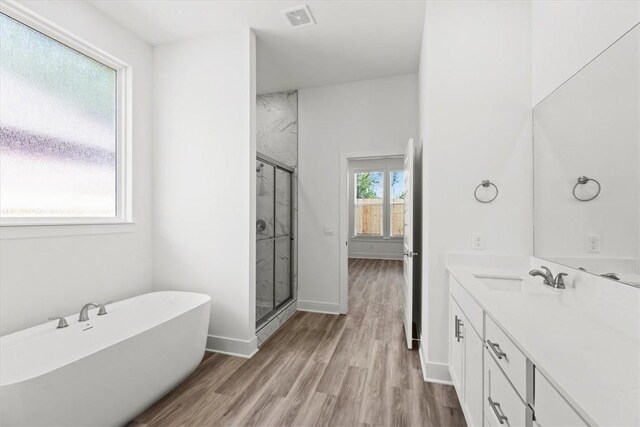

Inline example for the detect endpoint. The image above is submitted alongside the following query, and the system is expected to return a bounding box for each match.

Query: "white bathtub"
[0,291,211,427]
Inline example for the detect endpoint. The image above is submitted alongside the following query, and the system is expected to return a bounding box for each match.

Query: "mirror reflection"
[533,24,640,287]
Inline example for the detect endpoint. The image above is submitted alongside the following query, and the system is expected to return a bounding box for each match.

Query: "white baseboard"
[419,339,453,385]
[424,361,453,385]
[297,300,341,315]
[418,342,428,380]
[206,334,258,358]
[348,254,403,261]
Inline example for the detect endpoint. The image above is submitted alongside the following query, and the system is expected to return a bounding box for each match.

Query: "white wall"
[298,74,418,312]
[532,0,640,105]
[419,1,533,382]
[0,0,154,336]
[153,31,257,356]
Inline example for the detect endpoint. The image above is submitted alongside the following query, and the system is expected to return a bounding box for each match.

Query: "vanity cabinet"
[449,275,590,427]
[484,349,529,427]
[485,316,527,399]
[533,370,586,427]
[449,298,464,389]
[449,295,484,427]
[464,325,484,427]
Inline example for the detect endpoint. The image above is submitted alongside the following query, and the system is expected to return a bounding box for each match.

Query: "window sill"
[0,222,137,240]
[350,236,403,243]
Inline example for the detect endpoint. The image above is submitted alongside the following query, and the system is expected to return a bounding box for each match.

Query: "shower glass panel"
[275,238,291,306]
[275,169,291,236]
[256,154,293,325]
[256,240,274,319]
[256,163,275,239]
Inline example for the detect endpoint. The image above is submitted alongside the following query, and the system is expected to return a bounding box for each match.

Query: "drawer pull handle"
[455,316,464,342]
[488,397,508,424]
[454,315,458,339]
[487,340,507,359]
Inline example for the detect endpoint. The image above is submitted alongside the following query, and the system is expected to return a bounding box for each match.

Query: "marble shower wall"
[257,91,298,167]
[256,90,298,345]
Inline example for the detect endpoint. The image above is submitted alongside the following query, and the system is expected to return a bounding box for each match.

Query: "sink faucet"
[600,272,620,281]
[529,266,567,289]
[78,303,100,322]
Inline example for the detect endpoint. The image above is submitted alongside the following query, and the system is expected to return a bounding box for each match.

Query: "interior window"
[354,171,384,236]
[0,12,118,220]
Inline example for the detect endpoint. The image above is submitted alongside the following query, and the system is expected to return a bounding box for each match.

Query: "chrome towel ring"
[572,176,601,202]
[474,179,498,203]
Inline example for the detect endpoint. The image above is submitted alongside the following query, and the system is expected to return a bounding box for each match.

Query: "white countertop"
[448,265,640,427]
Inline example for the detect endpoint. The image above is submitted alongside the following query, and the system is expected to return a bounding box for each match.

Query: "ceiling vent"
[282,5,315,28]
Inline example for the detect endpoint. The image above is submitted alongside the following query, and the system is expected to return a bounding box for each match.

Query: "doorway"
[339,144,419,349]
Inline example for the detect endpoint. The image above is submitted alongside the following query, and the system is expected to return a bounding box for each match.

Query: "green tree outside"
[356,172,381,199]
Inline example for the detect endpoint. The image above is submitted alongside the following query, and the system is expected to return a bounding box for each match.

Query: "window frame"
[388,168,406,238]
[353,168,386,238]
[349,162,405,241]
[0,2,133,229]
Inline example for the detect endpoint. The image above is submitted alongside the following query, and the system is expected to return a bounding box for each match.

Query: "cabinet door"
[534,371,586,427]
[450,297,465,394]
[464,327,484,427]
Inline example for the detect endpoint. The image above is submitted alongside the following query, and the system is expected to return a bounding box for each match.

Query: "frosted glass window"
[0,13,117,218]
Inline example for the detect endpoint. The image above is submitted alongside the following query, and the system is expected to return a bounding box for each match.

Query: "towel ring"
[572,176,601,202]
[474,180,498,203]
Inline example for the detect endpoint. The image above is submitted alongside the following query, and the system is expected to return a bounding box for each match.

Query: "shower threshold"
[256,298,295,329]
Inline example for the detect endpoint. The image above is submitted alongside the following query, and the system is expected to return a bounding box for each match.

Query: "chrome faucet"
[97,302,109,316]
[48,316,69,329]
[529,266,554,286]
[529,266,567,289]
[600,272,620,281]
[78,303,100,322]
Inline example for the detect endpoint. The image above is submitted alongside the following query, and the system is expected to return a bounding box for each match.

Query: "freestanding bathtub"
[0,291,211,427]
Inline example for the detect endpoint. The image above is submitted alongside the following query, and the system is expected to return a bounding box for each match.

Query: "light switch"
[323,226,334,236]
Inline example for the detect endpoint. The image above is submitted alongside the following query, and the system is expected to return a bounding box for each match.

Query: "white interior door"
[402,139,414,349]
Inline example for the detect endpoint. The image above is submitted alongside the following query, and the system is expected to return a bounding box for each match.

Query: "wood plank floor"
[129,259,465,426]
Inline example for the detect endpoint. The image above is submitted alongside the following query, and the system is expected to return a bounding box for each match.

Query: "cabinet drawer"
[534,370,587,427]
[485,349,529,427]
[450,275,483,337]
[485,315,527,400]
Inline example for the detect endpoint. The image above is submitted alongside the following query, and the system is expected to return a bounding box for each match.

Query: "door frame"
[339,149,404,314]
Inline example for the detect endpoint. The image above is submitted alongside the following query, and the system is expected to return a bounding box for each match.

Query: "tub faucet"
[79,303,100,322]
[529,266,567,289]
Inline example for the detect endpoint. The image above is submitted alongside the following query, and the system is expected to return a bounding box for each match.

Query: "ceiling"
[90,0,426,94]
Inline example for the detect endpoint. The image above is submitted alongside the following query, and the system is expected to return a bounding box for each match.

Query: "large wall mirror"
[534,23,640,288]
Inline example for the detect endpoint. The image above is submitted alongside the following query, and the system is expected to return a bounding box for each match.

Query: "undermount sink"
[475,275,523,291]
[473,275,551,294]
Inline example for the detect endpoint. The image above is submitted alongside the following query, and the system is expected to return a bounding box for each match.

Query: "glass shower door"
[274,168,292,307]
[256,155,293,325]
[256,162,275,322]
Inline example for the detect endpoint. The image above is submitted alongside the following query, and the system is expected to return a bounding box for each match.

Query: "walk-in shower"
[256,153,293,325]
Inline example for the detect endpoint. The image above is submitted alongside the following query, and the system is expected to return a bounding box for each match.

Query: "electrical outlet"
[585,234,600,253]
[472,233,485,250]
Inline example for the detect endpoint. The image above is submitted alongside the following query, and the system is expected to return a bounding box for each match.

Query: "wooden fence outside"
[355,199,404,236]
